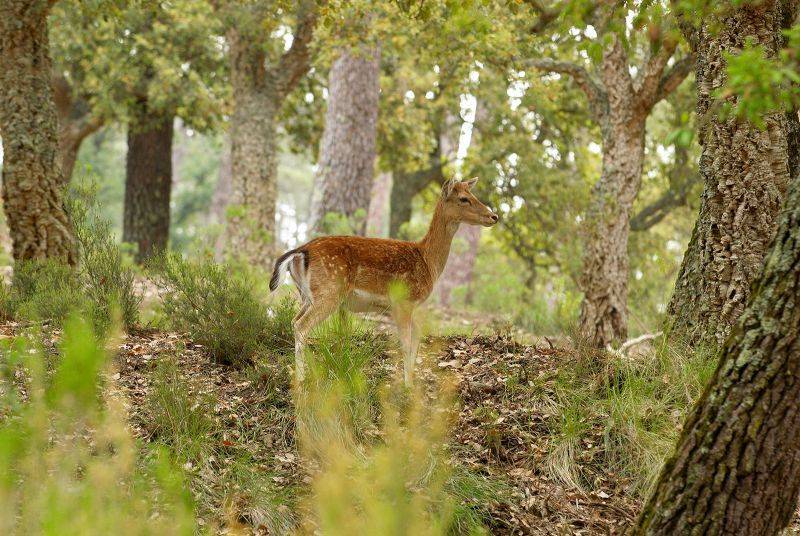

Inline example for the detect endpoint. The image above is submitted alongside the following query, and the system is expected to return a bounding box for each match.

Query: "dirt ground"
[109,326,639,535]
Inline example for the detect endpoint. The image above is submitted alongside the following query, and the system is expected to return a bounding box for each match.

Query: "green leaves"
[717,28,800,128]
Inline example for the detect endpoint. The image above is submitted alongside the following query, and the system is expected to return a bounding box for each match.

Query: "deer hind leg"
[392,304,419,385]
[292,292,341,383]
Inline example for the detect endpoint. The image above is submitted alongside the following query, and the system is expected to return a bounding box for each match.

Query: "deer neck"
[419,202,460,282]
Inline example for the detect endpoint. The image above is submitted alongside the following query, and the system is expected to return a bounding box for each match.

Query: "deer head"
[440,178,499,227]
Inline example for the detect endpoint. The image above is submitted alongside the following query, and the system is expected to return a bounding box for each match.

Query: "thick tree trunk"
[578,41,646,347]
[366,171,392,237]
[310,46,380,235]
[665,0,798,348]
[0,1,76,264]
[437,225,481,307]
[122,111,174,262]
[224,30,280,267]
[633,127,800,536]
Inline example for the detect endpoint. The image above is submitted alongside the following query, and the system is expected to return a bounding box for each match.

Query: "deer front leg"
[392,305,418,385]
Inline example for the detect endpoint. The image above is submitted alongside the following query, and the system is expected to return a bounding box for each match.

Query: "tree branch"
[634,41,678,107]
[652,54,694,104]
[273,0,323,99]
[523,58,607,121]
[521,0,562,33]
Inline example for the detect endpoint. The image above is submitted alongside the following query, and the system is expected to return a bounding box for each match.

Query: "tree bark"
[0,0,77,264]
[123,110,174,262]
[224,30,281,267]
[633,120,800,536]
[220,1,318,268]
[577,40,647,347]
[665,0,798,349]
[310,46,380,235]
[366,171,392,237]
[52,72,102,183]
[437,224,481,307]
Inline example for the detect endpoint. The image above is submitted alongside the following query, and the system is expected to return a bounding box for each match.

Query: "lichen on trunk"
[634,116,800,536]
[224,29,280,268]
[0,0,76,264]
[665,0,798,349]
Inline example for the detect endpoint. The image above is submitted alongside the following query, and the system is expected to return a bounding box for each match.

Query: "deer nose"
[490,213,499,223]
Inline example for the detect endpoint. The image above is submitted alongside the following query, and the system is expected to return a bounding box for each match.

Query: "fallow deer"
[269,178,498,384]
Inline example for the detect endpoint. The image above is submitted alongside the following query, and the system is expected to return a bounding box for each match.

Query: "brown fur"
[272,178,498,383]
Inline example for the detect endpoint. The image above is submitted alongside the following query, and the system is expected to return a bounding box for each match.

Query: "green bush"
[5,260,85,325]
[153,253,295,366]
[0,316,196,534]
[70,189,141,332]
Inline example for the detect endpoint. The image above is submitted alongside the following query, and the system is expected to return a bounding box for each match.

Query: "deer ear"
[464,177,479,190]
[441,179,457,198]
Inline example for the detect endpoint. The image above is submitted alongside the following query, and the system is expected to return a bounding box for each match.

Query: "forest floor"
[109,325,639,535]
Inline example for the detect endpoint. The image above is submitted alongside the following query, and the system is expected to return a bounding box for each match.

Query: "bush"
[5,259,85,325]
[0,316,196,533]
[70,189,141,332]
[152,253,295,366]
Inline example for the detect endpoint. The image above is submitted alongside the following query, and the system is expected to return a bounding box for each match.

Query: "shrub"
[70,189,141,332]
[152,253,295,366]
[0,316,196,533]
[6,259,85,325]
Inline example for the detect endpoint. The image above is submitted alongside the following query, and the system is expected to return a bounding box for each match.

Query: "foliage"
[70,185,141,332]
[152,253,295,366]
[0,317,196,534]
[51,0,227,130]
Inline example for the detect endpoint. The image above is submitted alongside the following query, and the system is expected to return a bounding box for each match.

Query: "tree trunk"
[224,29,280,267]
[633,122,800,536]
[389,163,444,238]
[0,1,77,264]
[578,41,646,347]
[213,136,232,260]
[366,171,392,237]
[310,46,380,235]
[665,0,798,349]
[437,225,481,307]
[122,111,174,262]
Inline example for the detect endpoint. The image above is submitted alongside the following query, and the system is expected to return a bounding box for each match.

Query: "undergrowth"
[545,340,716,497]
[152,253,295,366]
[0,188,140,335]
[0,317,195,533]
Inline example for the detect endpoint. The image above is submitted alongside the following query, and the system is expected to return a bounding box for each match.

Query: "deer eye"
[459,197,470,204]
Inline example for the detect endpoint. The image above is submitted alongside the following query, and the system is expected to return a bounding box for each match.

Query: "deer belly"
[344,289,390,314]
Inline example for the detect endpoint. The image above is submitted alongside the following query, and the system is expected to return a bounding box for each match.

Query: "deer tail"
[269,247,310,295]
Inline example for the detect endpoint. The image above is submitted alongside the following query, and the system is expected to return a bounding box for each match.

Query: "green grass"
[144,354,216,463]
[544,339,716,496]
[0,317,195,534]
